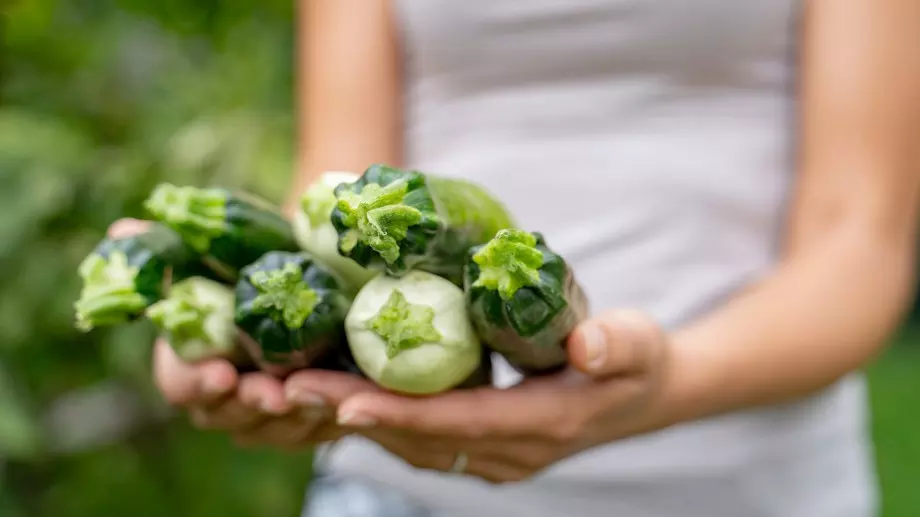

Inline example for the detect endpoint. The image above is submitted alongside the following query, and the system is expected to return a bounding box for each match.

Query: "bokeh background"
[0,1,917,516]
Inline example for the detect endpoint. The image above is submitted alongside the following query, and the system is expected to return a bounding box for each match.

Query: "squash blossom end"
[144,183,228,252]
[368,289,442,359]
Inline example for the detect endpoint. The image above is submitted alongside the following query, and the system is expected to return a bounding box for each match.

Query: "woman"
[113,1,920,516]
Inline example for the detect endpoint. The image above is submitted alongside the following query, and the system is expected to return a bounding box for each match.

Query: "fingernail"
[337,411,376,428]
[202,376,232,397]
[287,389,326,408]
[258,398,288,415]
[582,323,607,372]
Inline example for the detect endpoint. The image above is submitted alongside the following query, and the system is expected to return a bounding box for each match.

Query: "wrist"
[656,328,726,427]
[625,328,722,438]
[589,328,721,445]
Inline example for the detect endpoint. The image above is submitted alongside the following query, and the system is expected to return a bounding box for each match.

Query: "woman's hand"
[323,310,679,484]
[108,218,372,449]
[154,322,372,450]
[152,335,305,447]
[165,343,379,449]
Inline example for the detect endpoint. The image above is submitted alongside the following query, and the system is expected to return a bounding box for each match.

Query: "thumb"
[107,218,152,239]
[567,309,666,378]
[152,339,238,407]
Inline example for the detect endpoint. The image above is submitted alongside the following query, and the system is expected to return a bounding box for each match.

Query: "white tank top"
[321,1,879,515]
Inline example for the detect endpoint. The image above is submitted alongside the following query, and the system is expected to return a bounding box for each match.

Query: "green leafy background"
[0,1,917,516]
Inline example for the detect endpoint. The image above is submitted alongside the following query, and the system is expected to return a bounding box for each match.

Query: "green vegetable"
[344,270,482,395]
[144,183,299,280]
[464,229,589,374]
[234,251,351,376]
[315,343,365,377]
[146,277,246,365]
[330,164,516,284]
[73,224,209,332]
[292,171,378,293]
[456,349,494,389]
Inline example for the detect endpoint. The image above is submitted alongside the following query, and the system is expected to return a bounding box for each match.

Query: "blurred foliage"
[1,1,313,516]
[868,335,920,517]
[1,1,918,517]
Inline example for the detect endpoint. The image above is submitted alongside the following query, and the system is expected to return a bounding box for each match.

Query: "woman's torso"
[319,2,878,516]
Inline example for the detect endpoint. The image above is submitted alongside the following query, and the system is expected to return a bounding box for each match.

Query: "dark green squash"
[463,229,589,375]
[144,183,300,281]
[73,223,213,332]
[330,164,516,285]
[234,251,351,377]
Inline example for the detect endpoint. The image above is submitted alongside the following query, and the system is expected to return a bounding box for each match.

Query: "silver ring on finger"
[448,451,468,474]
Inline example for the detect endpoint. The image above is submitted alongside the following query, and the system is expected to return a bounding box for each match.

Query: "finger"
[107,218,152,239]
[152,339,238,407]
[463,458,533,485]
[295,421,351,445]
[233,412,325,449]
[365,433,529,484]
[188,399,268,431]
[284,369,384,410]
[364,431,455,472]
[337,387,581,441]
[363,426,561,471]
[566,309,666,377]
[474,437,565,475]
[237,371,291,416]
[359,428,457,453]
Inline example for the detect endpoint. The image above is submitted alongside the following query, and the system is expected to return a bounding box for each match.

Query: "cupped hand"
[276,368,386,446]
[327,310,678,484]
[109,218,368,449]
[154,337,380,448]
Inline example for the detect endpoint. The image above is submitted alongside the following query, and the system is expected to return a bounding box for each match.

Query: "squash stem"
[249,263,319,330]
[144,183,227,253]
[334,180,423,264]
[146,278,237,363]
[74,252,148,332]
[148,298,207,341]
[471,229,544,301]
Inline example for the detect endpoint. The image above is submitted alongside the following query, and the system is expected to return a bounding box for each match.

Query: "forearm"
[664,225,916,424]
[283,0,404,217]
[655,0,920,427]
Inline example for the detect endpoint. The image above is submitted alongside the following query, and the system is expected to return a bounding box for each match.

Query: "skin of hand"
[284,310,676,484]
[107,218,377,448]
